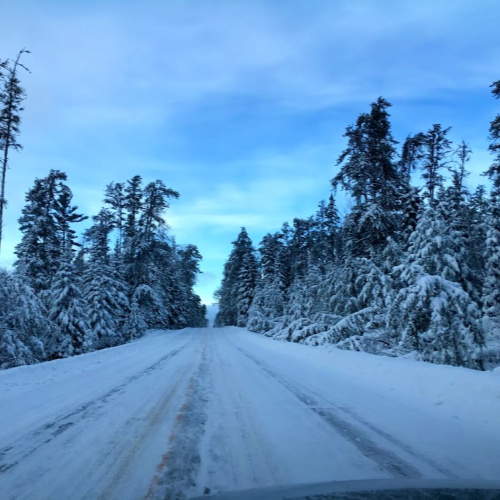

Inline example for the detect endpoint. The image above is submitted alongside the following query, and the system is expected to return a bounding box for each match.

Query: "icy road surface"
[0,327,499,499]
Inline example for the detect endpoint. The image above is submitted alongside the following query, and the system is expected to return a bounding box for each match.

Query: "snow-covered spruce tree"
[388,206,484,369]
[279,264,327,342]
[324,98,405,348]
[289,217,315,278]
[0,269,48,369]
[122,176,179,292]
[103,181,126,255]
[236,250,259,327]
[328,238,402,353]
[484,79,500,196]
[313,256,381,348]
[215,227,257,327]
[15,170,86,294]
[84,209,130,348]
[54,183,88,255]
[15,172,63,293]
[123,293,147,341]
[480,80,500,365]
[84,262,130,349]
[131,232,176,329]
[420,124,453,205]
[122,174,144,286]
[120,176,188,330]
[177,244,207,327]
[481,206,500,368]
[332,97,402,257]
[312,195,341,269]
[247,278,284,334]
[439,142,485,302]
[482,210,500,331]
[247,233,285,333]
[397,134,425,245]
[275,198,343,343]
[48,255,93,357]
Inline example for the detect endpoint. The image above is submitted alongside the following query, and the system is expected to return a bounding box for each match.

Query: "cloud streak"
[1,0,499,302]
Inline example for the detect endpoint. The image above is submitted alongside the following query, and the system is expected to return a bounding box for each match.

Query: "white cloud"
[2,0,499,302]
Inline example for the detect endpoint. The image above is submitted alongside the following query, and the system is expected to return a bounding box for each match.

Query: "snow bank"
[226,327,500,439]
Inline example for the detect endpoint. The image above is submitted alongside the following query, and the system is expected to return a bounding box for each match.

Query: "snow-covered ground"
[0,327,499,499]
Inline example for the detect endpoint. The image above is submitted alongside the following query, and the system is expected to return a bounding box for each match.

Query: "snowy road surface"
[0,327,499,499]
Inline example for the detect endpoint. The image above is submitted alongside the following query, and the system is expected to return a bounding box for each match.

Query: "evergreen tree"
[247,233,286,333]
[467,185,489,298]
[104,182,126,255]
[482,215,500,332]
[484,79,500,198]
[420,124,452,204]
[0,49,29,254]
[49,256,93,357]
[84,210,130,348]
[333,97,399,207]
[236,251,259,327]
[123,293,147,341]
[215,228,257,327]
[15,170,85,293]
[177,244,207,327]
[123,175,144,285]
[332,97,401,256]
[0,269,48,368]
[388,207,484,368]
[398,133,425,187]
[53,184,88,255]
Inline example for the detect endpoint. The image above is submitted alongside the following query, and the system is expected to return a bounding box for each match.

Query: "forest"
[3,45,500,373]
[0,170,207,369]
[0,51,206,370]
[215,83,500,371]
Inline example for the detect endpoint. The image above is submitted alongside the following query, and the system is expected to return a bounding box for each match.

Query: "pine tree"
[84,209,130,348]
[215,228,257,327]
[388,207,484,368]
[420,124,452,204]
[49,256,93,357]
[247,233,286,333]
[482,193,500,363]
[0,269,48,368]
[398,133,425,187]
[236,251,259,327]
[0,49,29,254]
[177,244,206,327]
[484,79,500,198]
[332,97,401,256]
[123,293,147,341]
[53,183,88,255]
[333,97,399,207]
[104,182,126,255]
[15,170,85,293]
[84,259,129,349]
[247,278,284,333]
[123,175,144,286]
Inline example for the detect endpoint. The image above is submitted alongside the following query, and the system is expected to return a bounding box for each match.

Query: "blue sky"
[1,0,500,304]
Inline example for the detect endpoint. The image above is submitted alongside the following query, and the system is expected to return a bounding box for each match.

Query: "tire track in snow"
[195,333,283,494]
[233,344,456,479]
[143,338,209,500]
[0,344,187,474]
[95,353,199,500]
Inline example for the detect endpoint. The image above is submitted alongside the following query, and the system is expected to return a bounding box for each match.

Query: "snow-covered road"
[0,327,499,499]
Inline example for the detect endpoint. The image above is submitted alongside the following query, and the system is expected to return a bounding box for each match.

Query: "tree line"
[0,51,207,369]
[0,171,207,369]
[215,81,500,371]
